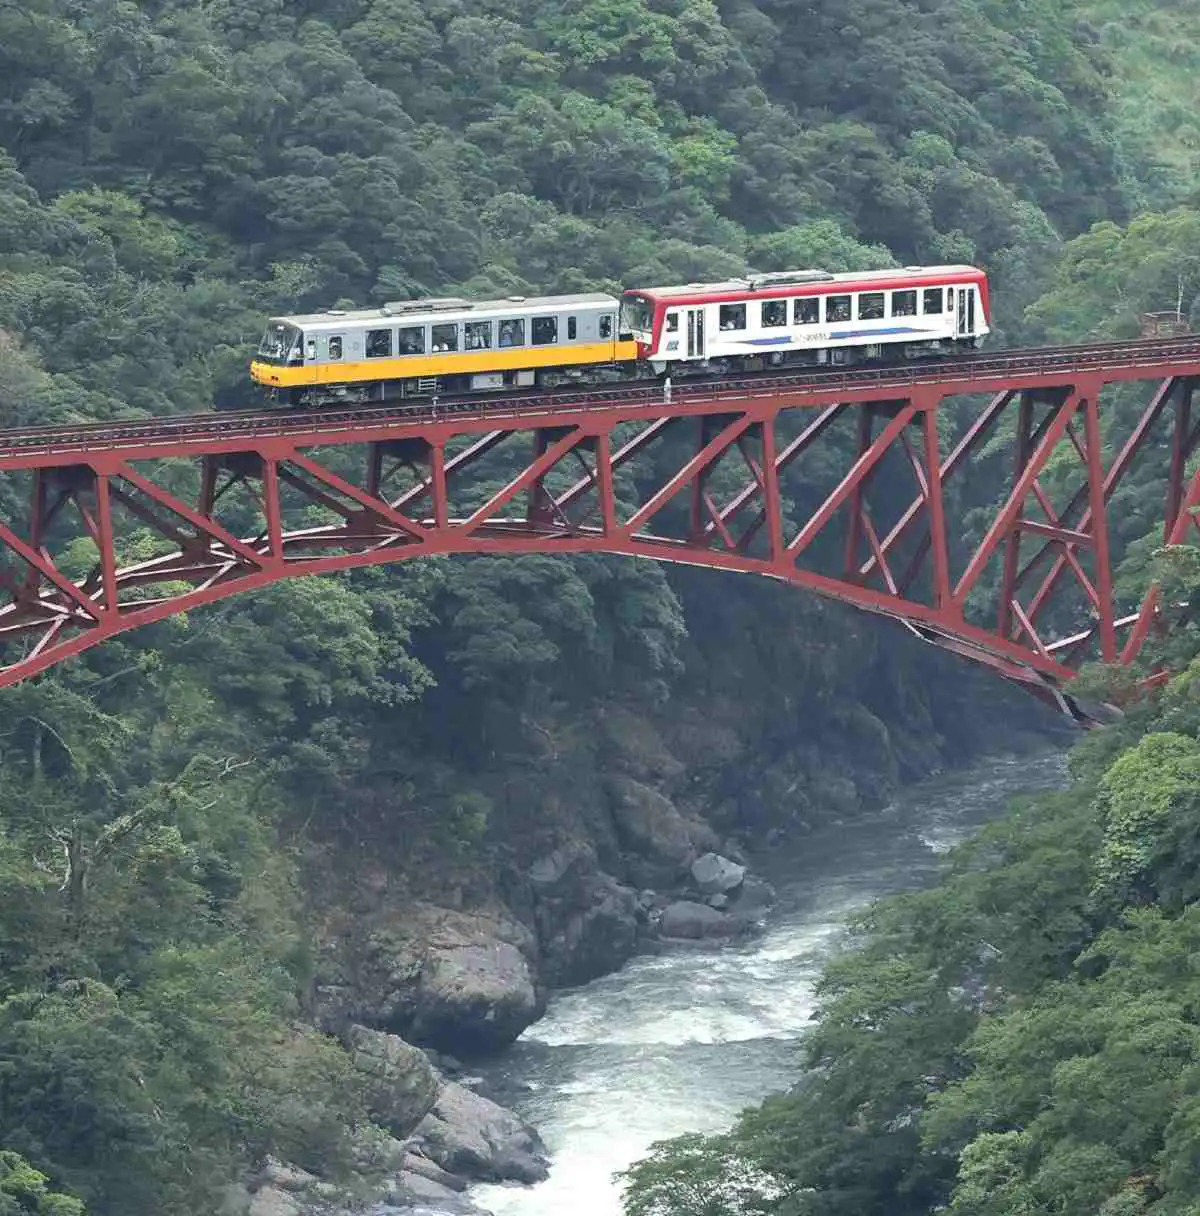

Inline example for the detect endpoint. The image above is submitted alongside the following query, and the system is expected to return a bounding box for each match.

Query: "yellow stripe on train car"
[251,340,641,388]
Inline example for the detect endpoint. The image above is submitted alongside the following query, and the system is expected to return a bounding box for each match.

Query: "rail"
[0,333,1198,462]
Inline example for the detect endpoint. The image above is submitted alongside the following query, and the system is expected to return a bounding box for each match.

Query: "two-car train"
[249,264,990,407]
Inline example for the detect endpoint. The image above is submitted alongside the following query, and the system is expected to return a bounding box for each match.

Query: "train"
[249,264,990,407]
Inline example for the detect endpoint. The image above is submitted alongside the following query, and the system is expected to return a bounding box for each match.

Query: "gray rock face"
[410,941,539,1054]
[348,1025,441,1138]
[690,852,746,895]
[411,1080,549,1184]
[317,906,544,1055]
[401,1152,468,1192]
[659,900,745,940]
[530,848,641,987]
[248,1189,301,1216]
[731,875,777,917]
[607,776,696,870]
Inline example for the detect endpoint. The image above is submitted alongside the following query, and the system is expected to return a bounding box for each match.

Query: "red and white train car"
[618,265,990,372]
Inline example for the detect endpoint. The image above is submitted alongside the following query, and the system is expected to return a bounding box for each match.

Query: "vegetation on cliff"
[621,557,1200,1215]
[0,0,1193,1211]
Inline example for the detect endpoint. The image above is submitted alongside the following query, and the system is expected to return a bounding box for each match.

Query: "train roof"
[271,292,620,330]
[633,265,986,300]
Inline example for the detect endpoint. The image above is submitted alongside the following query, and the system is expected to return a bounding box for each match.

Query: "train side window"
[465,320,492,350]
[892,290,917,317]
[305,338,316,360]
[761,300,786,327]
[665,312,679,332]
[366,328,392,358]
[398,326,424,355]
[328,336,343,360]
[827,295,851,322]
[431,323,458,352]
[858,292,885,320]
[599,315,613,338]
[567,316,577,340]
[794,298,820,325]
[499,318,525,347]
[719,303,746,331]
[532,316,558,345]
[923,288,944,314]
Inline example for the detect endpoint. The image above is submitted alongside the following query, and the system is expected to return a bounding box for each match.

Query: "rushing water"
[468,751,1070,1216]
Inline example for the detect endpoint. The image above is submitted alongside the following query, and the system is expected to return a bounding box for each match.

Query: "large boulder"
[690,852,746,896]
[529,846,641,986]
[606,777,721,886]
[659,900,747,940]
[409,940,539,1055]
[348,1025,441,1138]
[607,777,695,867]
[247,1190,301,1216]
[730,875,777,917]
[411,1080,549,1185]
[316,906,544,1055]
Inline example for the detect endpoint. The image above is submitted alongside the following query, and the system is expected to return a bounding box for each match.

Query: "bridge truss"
[1,337,1199,717]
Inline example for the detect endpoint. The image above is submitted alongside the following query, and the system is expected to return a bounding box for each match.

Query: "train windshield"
[619,294,654,335]
[257,322,302,363]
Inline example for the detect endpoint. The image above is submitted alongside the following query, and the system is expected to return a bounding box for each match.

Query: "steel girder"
[0,344,1198,718]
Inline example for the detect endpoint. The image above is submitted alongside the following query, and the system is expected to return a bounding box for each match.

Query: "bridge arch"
[0,341,1198,716]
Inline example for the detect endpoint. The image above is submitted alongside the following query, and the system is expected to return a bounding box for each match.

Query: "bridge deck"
[0,334,1197,720]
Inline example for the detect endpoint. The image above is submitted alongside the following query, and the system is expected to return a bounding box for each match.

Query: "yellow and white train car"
[250,293,639,406]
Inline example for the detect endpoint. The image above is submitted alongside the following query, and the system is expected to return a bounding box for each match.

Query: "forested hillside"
[0,0,1195,1212]
[614,2,1200,1210]
[621,574,1200,1216]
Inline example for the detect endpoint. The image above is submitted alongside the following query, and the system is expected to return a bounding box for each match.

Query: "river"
[467,751,1070,1216]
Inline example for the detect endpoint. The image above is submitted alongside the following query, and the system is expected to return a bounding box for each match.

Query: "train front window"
[620,295,653,335]
[258,322,301,363]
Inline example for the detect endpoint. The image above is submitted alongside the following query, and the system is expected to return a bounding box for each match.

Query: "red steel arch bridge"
[1,336,1199,720]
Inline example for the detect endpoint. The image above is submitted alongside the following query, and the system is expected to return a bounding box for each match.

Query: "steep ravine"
[237,730,1067,1215]
[468,752,1071,1216]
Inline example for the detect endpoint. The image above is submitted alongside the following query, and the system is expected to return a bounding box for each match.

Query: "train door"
[956,288,970,337]
[686,308,706,359]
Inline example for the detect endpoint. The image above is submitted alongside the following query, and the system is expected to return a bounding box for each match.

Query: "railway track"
[0,333,1198,461]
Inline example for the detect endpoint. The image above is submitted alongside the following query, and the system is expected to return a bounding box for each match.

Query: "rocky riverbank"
[247,669,1060,1215]
[231,843,775,1216]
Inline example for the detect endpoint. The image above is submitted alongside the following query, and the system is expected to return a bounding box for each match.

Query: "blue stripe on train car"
[737,326,936,347]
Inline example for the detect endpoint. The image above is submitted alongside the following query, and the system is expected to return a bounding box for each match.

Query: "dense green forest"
[0,0,1198,1212]
[620,584,1200,1216]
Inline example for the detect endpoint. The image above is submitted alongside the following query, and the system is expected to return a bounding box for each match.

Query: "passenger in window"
[762,301,786,327]
[827,297,851,323]
[795,299,819,324]
[499,319,525,347]
[892,291,917,318]
[599,316,612,339]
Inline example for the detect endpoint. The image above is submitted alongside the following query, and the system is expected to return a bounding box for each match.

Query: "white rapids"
[469,753,1068,1216]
